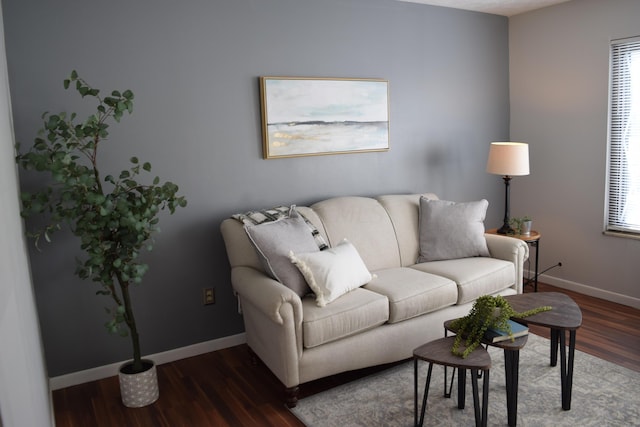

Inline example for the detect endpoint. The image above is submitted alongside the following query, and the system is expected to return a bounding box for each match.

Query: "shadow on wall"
[423,143,458,196]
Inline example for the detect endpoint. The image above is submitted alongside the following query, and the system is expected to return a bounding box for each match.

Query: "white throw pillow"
[289,239,373,307]
[417,197,490,262]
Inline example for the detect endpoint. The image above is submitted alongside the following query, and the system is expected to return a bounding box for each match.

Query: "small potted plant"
[15,71,187,407]
[509,216,532,236]
[450,295,550,358]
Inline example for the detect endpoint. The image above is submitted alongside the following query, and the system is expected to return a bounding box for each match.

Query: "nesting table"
[443,319,527,427]
[504,292,583,410]
[413,336,492,427]
[434,292,582,426]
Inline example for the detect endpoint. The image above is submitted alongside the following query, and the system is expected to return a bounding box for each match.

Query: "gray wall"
[510,0,640,305]
[0,2,53,424]
[2,0,509,376]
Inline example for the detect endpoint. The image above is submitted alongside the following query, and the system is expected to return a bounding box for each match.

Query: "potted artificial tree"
[15,71,187,407]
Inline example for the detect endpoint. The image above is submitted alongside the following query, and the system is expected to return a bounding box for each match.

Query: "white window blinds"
[607,37,640,235]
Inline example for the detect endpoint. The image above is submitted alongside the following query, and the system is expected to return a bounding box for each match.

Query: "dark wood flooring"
[53,283,640,427]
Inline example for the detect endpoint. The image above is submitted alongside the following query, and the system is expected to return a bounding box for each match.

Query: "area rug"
[290,334,640,426]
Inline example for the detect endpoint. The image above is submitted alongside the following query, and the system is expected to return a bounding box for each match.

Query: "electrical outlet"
[203,288,215,305]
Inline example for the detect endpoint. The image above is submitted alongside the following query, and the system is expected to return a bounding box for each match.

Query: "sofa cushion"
[376,193,438,267]
[364,268,457,323]
[245,209,319,296]
[412,257,515,304]
[302,288,389,348]
[310,196,401,271]
[290,239,373,307]
[418,198,490,262]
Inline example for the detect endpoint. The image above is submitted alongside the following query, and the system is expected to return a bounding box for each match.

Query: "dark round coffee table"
[504,292,582,410]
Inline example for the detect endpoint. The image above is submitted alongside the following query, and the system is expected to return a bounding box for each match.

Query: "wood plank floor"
[53,283,640,427]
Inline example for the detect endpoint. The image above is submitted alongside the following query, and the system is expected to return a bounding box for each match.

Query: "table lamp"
[486,142,530,234]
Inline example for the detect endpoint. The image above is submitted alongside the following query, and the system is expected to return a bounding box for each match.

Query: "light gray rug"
[290,334,640,426]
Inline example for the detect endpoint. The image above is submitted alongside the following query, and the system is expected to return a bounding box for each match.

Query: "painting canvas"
[260,77,390,159]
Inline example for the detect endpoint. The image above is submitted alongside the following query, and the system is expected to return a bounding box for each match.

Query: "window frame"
[604,36,640,240]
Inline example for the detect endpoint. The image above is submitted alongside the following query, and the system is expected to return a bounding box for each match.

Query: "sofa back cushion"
[310,196,401,271]
[376,193,438,267]
[220,193,439,275]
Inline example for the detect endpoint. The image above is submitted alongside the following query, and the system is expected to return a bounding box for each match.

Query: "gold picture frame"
[259,76,390,159]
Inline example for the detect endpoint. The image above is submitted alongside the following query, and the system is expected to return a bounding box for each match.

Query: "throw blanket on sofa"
[232,205,328,251]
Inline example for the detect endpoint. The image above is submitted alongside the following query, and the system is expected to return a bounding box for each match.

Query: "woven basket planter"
[118,359,159,408]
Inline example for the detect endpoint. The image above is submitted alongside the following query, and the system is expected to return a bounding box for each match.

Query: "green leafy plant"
[509,216,532,235]
[15,71,187,374]
[450,295,551,358]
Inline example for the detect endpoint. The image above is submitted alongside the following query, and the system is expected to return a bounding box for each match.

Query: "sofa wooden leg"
[285,386,299,408]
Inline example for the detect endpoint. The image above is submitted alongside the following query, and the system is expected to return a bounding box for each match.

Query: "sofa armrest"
[231,266,304,388]
[485,234,529,294]
[232,266,304,324]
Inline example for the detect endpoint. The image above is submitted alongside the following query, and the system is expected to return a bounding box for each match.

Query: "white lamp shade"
[486,142,530,176]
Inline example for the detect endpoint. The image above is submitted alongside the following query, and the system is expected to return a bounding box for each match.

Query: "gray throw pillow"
[417,197,490,262]
[245,209,319,296]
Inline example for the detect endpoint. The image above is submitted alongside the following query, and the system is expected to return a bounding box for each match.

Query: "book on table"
[484,319,529,343]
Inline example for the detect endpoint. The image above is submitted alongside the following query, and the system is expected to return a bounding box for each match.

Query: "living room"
[1,0,639,425]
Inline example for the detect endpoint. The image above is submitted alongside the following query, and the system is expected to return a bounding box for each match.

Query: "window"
[606,36,640,237]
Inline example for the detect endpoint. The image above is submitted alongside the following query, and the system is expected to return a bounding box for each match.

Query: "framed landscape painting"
[260,77,390,159]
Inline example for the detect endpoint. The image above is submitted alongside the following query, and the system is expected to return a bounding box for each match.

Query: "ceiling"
[397,0,571,17]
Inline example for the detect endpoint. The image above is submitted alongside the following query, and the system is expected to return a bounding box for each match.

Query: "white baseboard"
[49,332,247,390]
[534,272,640,309]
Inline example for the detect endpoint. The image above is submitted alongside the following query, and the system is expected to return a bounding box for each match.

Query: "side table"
[413,337,491,427]
[487,228,541,292]
[504,292,583,410]
[444,319,528,427]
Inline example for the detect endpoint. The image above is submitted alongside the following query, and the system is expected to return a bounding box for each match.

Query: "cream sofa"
[220,193,528,407]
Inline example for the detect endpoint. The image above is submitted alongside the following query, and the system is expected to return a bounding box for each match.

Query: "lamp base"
[496,224,514,235]
[497,175,513,235]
